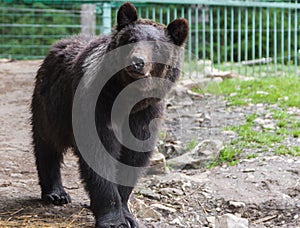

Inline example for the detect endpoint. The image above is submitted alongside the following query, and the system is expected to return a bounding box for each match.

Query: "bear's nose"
[131,56,145,70]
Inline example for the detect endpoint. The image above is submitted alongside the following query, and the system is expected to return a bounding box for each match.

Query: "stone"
[253,117,276,130]
[151,203,177,213]
[148,149,168,175]
[170,217,184,226]
[163,141,185,158]
[241,168,255,173]
[215,214,249,228]
[10,173,22,178]
[131,198,162,221]
[159,187,184,196]
[212,77,223,84]
[228,201,246,208]
[167,139,223,170]
[206,216,216,227]
[205,68,238,79]
[138,188,160,200]
[186,89,204,99]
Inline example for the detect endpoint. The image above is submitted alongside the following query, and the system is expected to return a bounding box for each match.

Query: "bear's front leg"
[74,121,128,227]
[76,153,128,228]
[116,105,161,228]
[118,185,137,228]
[117,148,152,228]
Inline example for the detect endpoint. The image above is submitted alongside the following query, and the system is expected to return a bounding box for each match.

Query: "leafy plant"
[275,146,300,156]
[184,138,198,151]
[193,76,300,108]
[203,75,300,168]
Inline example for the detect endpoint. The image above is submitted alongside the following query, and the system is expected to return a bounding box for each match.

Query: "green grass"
[275,146,300,156]
[272,110,292,120]
[197,75,300,168]
[208,116,299,168]
[184,138,198,151]
[207,145,241,168]
[246,153,258,159]
[229,124,284,145]
[209,117,286,168]
[192,76,300,108]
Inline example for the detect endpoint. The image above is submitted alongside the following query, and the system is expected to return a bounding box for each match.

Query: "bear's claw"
[42,191,71,205]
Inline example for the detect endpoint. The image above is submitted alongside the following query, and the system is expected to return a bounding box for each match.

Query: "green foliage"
[184,138,198,151]
[204,75,300,168]
[229,123,284,145]
[0,3,81,58]
[209,111,298,168]
[196,76,300,108]
[246,153,258,159]
[1,2,299,62]
[194,6,300,64]
[207,143,243,168]
[275,145,300,156]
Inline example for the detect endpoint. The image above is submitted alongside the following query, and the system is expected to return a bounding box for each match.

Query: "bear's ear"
[167,18,188,46]
[117,3,138,31]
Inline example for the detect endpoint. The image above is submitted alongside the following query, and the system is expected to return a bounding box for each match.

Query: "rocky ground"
[0,60,299,227]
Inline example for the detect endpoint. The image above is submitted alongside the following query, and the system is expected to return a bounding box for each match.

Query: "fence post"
[81,4,96,35]
[102,2,112,34]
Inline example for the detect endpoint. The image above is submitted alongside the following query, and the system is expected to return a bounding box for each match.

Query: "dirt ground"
[0,60,299,228]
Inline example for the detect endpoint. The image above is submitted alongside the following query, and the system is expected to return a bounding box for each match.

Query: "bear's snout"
[126,51,151,79]
[131,55,145,70]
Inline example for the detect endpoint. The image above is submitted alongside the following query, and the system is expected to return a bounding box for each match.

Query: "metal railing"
[0,0,299,76]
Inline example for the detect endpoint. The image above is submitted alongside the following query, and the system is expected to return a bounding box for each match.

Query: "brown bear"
[31,2,188,228]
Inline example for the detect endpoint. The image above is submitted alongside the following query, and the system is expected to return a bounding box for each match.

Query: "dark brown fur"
[31,3,188,228]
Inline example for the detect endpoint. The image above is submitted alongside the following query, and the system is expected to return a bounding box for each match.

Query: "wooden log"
[81,4,96,35]
[241,57,272,65]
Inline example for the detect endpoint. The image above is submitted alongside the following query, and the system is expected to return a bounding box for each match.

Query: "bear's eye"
[129,38,137,44]
[154,44,159,52]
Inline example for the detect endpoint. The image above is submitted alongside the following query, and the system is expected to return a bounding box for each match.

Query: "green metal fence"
[0,2,98,59]
[0,0,299,77]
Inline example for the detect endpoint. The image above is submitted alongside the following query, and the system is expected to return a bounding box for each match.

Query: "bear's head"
[110,3,188,84]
